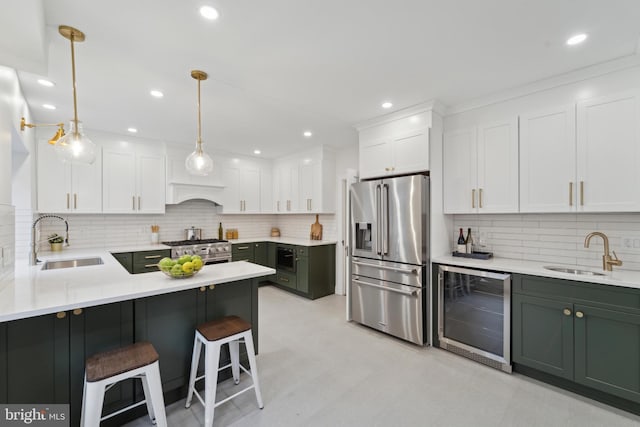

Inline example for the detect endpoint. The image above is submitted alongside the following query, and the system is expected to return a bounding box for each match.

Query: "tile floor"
[127,285,640,426]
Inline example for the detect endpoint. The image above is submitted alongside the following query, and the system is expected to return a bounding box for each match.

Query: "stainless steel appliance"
[276,246,296,272]
[437,265,511,372]
[350,175,429,345]
[185,227,203,241]
[162,239,231,264]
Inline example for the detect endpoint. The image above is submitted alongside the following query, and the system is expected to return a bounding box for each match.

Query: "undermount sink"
[41,257,104,270]
[543,266,606,276]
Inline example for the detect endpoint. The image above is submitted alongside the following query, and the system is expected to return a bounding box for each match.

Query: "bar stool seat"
[185,315,263,427]
[81,342,167,427]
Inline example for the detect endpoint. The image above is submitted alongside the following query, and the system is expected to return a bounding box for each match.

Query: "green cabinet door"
[512,293,574,380]
[2,312,70,404]
[254,242,267,266]
[232,244,255,262]
[574,304,640,403]
[296,254,309,294]
[0,323,6,403]
[69,302,135,426]
[134,289,206,392]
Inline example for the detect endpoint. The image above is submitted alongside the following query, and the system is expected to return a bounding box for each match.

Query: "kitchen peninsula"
[0,248,274,426]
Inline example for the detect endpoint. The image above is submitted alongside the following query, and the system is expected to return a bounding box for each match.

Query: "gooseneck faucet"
[584,231,622,272]
[30,215,69,266]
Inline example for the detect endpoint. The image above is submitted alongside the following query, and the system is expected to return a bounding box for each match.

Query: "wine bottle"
[465,227,473,253]
[218,222,223,240]
[457,228,466,253]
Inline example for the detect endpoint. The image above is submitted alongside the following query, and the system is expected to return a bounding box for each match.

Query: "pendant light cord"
[197,77,203,153]
[69,33,80,137]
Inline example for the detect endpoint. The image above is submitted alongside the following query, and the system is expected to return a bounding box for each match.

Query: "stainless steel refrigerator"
[350,174,429,345]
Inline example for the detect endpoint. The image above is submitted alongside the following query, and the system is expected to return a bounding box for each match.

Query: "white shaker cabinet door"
[391,128,429,176]
[520,105,576,212]
[443,127,477,214]
[37,140,72,213]
[476,118,519,213]
[102,150,137,213]
[71,147,102,213]
[359,138,392,179]
[136,153,165,213]
[240,167,261,213]
[577,91,640,212]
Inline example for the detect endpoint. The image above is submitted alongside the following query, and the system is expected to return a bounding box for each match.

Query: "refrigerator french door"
[350,175,429,345]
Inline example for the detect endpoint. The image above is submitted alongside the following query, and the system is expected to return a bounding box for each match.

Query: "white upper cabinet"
[476,118,519,213]
[220,155,272,214]
[102,147,165,214]
[359,116,430,179]
[577,91,640,212]
[443,128,476,214]
[272,146,335,213]
[37,139,102,213]
[443,118,518,214]
[519,105,576,212]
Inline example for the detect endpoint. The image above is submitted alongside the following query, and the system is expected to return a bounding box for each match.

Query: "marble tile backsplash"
[454,213,640,271]
[15,200,337,259]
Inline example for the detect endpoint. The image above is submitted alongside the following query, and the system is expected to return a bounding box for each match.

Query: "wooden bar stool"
[185,315,264,426]
[81,341,167,427]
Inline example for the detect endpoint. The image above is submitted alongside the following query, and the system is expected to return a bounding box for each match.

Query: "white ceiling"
[3,0,640,158]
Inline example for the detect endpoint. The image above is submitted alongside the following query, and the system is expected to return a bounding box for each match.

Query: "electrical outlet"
[623,238,633,249]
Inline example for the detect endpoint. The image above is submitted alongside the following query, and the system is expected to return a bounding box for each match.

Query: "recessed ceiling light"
[42,104,56,110]
[200,5,219,20]
[37,79,55,87]
[127,127,138,133]
[303,131,312,137]
[566,33,588,46]
[382,102,393,109]
[150,90,164,98]
[253,149,261,155]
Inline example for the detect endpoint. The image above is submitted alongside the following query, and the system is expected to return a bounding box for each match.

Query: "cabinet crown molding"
[354,100,446,131]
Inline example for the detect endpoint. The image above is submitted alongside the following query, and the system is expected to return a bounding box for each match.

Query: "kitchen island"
[0,248,274,426]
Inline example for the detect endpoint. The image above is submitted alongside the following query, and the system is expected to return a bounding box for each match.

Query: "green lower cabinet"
[296,255,309,294]
[574,304,640,402]
[512,293,574,380]
[254,242,267,266]
[0,323,6,403]
[232,244,255,262]
[2,312,70,405]
[513,274,640,407]
[270,244,335,300]
[134,289,206,392]
[275,270,297,290]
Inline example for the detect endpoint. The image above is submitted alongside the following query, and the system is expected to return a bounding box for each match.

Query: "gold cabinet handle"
[569,182,573,207]
[279,276,289,282]
[67,193,70,209]
[132,196,136,210]
[74,193,77,209]
[199,286,206,292]
[580,181,584,206]
[144,264,158,268]
[472,189,476,209]
[575,311,584,318]
[385,167,390,171]
[237,246,249,250]
[277,201,280,211]
[479,188,483,208]
[144,255,162,259]
[56,312,66,319]
[208,284,215,290]
[138,196,141,210]
[563,308,572,316]
[73,308,83,316]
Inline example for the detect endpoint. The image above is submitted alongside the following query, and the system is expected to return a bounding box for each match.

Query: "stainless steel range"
[162,239,232,264]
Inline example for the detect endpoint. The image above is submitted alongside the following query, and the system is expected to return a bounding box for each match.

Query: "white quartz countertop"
[228,237,337,246]
[431,255,640,290]
[0,247,275,322]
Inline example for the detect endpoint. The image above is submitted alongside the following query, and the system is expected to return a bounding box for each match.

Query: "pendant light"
[54,25,97,164]
[185,70,214,176]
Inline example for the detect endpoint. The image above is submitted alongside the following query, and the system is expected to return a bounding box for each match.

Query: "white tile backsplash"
[0,204,15,283]
[15,200,337,259]
[454,213,640,271]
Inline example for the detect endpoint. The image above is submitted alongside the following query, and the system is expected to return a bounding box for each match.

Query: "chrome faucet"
[30,215,69,266]
[584,232,622,272]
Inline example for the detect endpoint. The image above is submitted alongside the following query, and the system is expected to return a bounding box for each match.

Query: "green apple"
[170,264,184,277]
[177,255,192,265]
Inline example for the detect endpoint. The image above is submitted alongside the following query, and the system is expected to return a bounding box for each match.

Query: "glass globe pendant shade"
[55,120,97,164]
[185,142,213,176]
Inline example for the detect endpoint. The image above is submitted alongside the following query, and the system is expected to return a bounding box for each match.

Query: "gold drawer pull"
[471,189,475,209]
[144,264,159,268]
[563,308,572,316]
[279,276,289,282]
[237,246,249,250]
[73,308,83,316]
[200,286,206,292]
[575,311,584,319]
[580,181,584,206]
[569,182,573,207]
[209,284,215,290]
[144,255,162,259]
[56,312,66,319]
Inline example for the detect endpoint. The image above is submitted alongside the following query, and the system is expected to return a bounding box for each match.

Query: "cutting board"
[310,215,323,240]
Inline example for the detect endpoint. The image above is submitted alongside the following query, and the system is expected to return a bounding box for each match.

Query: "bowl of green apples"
[158,255,204,278]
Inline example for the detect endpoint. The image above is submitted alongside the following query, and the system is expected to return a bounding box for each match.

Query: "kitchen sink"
[543,266,606,276]
[41,257,104,270]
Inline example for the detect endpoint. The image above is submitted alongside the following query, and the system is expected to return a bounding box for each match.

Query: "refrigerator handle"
[382,183,389,255]
[376,184,382,255]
